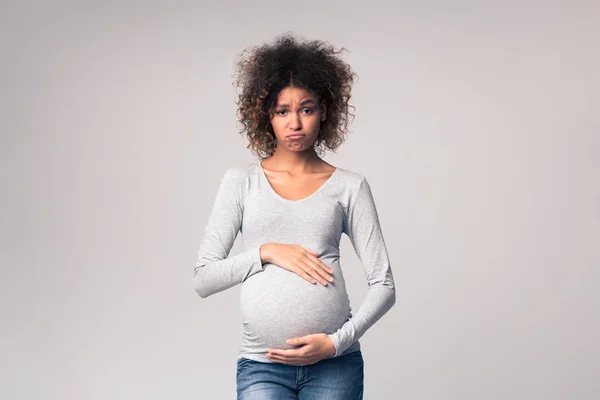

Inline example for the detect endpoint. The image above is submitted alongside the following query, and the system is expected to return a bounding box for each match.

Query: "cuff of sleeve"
[245,246,265,277]
[327,333,341,357]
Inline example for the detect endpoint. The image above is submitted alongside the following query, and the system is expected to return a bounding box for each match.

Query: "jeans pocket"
[341,350,363,363]
[236,357,255,373]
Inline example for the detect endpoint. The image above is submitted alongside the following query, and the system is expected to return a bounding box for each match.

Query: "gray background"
[2,1,599,399]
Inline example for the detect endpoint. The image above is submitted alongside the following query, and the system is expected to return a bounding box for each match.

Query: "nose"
[289,112,302,130]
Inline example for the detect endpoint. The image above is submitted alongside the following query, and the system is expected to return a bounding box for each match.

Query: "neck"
[266,147,322,173]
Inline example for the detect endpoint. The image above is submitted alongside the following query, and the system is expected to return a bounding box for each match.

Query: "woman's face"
[269,86,326,152]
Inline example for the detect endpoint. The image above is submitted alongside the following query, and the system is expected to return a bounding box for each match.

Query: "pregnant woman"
[193,33,396,399]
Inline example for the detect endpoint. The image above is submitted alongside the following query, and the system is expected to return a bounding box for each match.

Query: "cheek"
[270,119,283,134]
[304,115,321,130]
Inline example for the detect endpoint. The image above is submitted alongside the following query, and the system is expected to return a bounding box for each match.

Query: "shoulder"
[217,162,259,199]
[334,165,370,192]
[221,162,256,182]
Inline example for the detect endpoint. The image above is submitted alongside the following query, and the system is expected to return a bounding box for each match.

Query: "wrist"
[259,243,273,264]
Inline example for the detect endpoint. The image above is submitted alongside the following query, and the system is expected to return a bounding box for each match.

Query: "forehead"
[275,87,317,105]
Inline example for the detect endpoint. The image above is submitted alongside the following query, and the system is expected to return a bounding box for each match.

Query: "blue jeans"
[236,350,364,399]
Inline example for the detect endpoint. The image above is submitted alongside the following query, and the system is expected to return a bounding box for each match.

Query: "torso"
[236,160,362,362]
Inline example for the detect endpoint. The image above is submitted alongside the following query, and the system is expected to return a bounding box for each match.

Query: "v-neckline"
[257,160,340,204]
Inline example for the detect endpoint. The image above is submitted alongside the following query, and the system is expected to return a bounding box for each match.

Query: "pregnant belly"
[239,259,351,352]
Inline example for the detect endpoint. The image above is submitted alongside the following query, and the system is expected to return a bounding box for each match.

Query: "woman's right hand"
[259,243,334,285]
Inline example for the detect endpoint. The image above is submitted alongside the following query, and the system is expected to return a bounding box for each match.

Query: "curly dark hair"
[233,32,358,159]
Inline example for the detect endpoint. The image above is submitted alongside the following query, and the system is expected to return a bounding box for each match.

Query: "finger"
[303,247,320,256]
[307,260,334,283]
[305,253,334,276]
[300,262,329,286]
[268,348,303,357]
[268,356,287,364]
[300,248,332,277]
[302,258,333,284]
[317,259,335,276]
[318,260,334,275]
[287,336,314,346]
[294,260,327,285]
[286,337,305,345]
[267,351,304,363]
[269,354,300,365]
[292,267,317,284]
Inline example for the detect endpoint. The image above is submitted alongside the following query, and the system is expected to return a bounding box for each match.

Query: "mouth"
[286,134,305,140]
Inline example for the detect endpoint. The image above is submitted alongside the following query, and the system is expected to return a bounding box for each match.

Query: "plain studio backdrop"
[1,1,599,399]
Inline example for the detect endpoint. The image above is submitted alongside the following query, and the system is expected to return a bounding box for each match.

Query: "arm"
[327,177,396,356]
[193,167,265,298]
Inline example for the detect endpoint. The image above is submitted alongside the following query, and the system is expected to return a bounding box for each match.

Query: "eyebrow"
[275,99,316,108]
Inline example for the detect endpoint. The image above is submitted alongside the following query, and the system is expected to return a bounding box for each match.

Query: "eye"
[276,110,288,116]
[302,108,313,114]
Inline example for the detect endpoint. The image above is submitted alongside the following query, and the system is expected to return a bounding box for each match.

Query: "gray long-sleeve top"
[193,160,396,362]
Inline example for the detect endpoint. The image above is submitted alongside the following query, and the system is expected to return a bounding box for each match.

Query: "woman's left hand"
[266,333,336,366]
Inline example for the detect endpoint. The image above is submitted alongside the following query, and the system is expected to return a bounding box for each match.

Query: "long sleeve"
[193,167,264,298]
[327,177,396,356]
